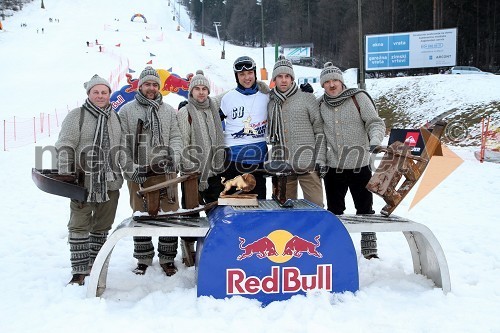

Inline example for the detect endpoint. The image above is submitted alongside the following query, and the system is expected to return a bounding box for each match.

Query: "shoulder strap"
[79,107,85,130]
[351,95,361,114]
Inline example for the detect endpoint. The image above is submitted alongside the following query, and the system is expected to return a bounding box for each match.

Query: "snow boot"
[132,263,149,275]
[67,274,86,286]
[160,262,178,276]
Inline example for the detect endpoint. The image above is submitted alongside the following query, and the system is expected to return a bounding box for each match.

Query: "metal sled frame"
[86,216,210,298]
[338,214,451,294]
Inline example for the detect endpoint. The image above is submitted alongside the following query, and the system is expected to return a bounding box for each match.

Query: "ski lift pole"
[480,116,490,163]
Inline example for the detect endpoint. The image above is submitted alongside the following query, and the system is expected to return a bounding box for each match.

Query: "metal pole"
[201,0,205,46]
[261,1,265,69]
[358,0,366,89]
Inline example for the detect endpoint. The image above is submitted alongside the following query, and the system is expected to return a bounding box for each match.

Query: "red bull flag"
[110,69,191,112]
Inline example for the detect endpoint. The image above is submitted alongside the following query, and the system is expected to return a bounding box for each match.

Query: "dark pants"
[222,160,266,199]
[323,165,374,215]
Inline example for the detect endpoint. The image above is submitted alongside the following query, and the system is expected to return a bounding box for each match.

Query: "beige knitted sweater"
[267,90,326,171]
[319,92,385,169]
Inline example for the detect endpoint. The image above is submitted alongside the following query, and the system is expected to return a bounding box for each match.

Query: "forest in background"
[186,0,499,73]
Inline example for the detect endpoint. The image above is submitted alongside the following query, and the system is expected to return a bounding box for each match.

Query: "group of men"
[55,55,385,286]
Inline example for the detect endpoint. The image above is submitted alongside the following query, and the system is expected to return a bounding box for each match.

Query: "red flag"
[146,60,153,64]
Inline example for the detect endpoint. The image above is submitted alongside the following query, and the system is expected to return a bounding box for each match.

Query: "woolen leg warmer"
[89,232,108,267]
[69,232,90,275]
[361,232,378,258]
[133,236,155,265]
[158,236,178,264]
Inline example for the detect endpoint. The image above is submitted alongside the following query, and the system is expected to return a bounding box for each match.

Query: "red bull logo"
[236,230,322,262]
[237,236,278,260]
[228,230,331,295]
[227,265,332,294]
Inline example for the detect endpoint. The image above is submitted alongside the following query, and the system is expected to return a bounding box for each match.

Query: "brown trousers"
[285,172,324,207]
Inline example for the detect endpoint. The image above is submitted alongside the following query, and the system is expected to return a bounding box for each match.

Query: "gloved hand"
[178,100,188,110]
[369,145,381,153]
[159,155,176,173]
[131,168,147,184]
[316,164,329,179]
[300,83,314,93]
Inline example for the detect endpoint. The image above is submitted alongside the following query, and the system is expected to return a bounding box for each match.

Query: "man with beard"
[119,66,182,276]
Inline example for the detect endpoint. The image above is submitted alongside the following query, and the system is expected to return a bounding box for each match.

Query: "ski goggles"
[233,60,256,72]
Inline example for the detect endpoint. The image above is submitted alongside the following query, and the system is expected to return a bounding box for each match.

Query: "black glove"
[369,145,381,153]
[316,164,329,179]
[161,156,176,173]
[131,168,147,184]
[178,100,188,110]
[300,83,314,93]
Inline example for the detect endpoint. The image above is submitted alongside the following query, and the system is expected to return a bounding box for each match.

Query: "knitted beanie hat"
[138,66,161,87]
[320,62,344,86]
[189,70,211,95]
[272,55,295,81]
[84,74,111,95]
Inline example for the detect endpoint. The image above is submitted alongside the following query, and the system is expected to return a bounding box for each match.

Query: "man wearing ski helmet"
[219,56,270,199]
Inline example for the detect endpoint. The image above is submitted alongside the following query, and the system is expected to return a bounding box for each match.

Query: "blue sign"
[197,202,359,305]
[389,52,409,67]
[389,34,409,51]
[367,36,388,52]
[367,53,389,69]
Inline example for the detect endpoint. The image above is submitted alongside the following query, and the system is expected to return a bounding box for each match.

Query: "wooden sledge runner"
[366,121,446,216]
[31,168,87,201]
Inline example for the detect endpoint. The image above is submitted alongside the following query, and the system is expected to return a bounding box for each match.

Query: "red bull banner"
[110,70,190,112]
[197,201,359,305]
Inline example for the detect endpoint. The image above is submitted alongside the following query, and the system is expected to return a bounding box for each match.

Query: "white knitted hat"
[272,55,295,81]
[320,62,344,86]
[138,66,161,87]
[84,74,111,94]
[189,70,210,95]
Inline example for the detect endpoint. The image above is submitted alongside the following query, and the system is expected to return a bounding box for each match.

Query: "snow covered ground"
[1,0,499,332]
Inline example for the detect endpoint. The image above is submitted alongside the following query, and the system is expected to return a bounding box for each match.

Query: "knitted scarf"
[269,81,298,160]
[186,96,225,191]
[83,98,114,203]
[135,90,164,146]
[323,87,376,109]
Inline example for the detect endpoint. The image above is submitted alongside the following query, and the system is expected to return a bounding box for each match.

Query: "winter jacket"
[55,107,124,192]
[319,91,385,169]
[267,90,326,171]
[119,100,182,180]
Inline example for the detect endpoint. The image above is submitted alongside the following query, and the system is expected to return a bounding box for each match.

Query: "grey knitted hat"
[272,55,295,81]
[84,74,111,95]
[320,62,344,86]
[189,70,210,95]
[138,66,161,87]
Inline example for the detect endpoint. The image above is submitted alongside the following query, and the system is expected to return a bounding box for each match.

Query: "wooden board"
[218,194,258,206]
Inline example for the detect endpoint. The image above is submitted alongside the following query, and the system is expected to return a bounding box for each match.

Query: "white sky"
[1,0,500,332]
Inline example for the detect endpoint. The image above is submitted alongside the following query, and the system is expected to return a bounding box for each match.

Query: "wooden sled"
[32,168,87,202]
[135,173,206,219]
[366,121,446,216]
